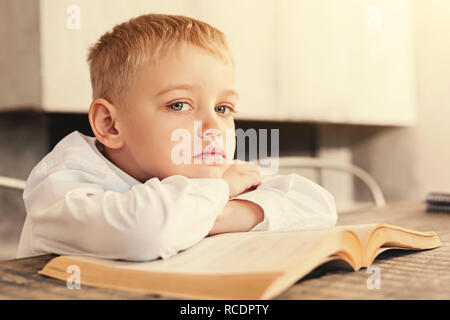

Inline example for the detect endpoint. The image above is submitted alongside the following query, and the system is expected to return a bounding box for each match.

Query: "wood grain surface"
[1,201,448,299]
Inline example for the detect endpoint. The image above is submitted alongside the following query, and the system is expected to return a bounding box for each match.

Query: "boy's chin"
[179,165,228,179]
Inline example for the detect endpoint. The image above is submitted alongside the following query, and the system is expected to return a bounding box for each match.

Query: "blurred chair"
[277,156,386,207]
[0,176,26,191]
[0,175,26,260]
[0,158,386,207]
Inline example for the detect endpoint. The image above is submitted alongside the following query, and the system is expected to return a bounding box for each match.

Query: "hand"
[221,160,263,199]
[207,199,264,236]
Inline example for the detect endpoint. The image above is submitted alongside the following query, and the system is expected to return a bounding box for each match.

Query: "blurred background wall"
[1,0,449,260]
[352,0,450,201]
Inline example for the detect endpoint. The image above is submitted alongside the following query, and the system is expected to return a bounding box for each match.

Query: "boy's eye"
[167,102,190,112]
[167,102,236,115]
[215,105,235,115]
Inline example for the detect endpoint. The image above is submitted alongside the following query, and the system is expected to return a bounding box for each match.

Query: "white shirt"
[16,131,338,261]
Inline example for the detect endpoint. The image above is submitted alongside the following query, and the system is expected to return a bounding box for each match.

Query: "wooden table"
[1,201,449,299]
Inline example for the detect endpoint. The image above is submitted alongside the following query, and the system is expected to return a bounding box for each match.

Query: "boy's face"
[114,43,237,182]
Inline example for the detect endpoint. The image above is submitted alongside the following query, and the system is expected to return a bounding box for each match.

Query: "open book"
[39,223,441,299]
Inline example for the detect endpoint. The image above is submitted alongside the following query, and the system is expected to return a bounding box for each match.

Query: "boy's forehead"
[150,45,233,73]
[137,45,237,97]
[154,83,239,100]
[144,42,232,69]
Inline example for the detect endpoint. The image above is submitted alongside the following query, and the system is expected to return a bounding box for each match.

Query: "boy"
[16,14,337,261]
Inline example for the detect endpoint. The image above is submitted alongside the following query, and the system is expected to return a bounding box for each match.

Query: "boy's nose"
[197,125,223,141]
[202,127,222,137]
[196,113,224,139]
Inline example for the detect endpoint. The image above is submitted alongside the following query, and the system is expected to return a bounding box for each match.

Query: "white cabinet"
[275,0,417,125]
[0,0,417,126]
[35,0,198,113]
[187,0,278,121]
[0,0,199,113]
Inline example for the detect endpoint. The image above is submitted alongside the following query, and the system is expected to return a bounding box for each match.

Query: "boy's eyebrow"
[155,83,239,100]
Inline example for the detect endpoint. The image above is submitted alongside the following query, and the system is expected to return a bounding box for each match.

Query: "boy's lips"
[193,148,225,159]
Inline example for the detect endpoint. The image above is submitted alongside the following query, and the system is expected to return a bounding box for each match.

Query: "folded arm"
[228,173,338,232]
[207,199,264,236]
[24,171,229,261]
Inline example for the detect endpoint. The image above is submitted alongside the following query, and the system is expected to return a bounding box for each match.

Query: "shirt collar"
[86,135,142,187]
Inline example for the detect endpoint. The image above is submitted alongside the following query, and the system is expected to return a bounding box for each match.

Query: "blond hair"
[87,13,234,108]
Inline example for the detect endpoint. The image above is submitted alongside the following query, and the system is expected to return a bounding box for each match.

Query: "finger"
[246,165,262,177]
[250,172,263,185]
[237,162,260,173]
[246,162,262,171]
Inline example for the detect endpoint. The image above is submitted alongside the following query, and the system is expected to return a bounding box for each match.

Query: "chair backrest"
[275,156,386,207]
[0,158,386,207]
[0,176,26,191]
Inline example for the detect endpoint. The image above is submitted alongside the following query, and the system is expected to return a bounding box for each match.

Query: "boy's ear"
[88,98,124,149]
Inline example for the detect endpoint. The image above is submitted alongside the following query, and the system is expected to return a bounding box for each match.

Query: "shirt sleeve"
[231,173,338,232]
[23,171,229,261]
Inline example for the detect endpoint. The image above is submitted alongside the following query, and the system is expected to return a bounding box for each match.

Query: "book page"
[335,223,440,266]
[334,224,378,247]
[68,228,341,275]
[344,223,439,248]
